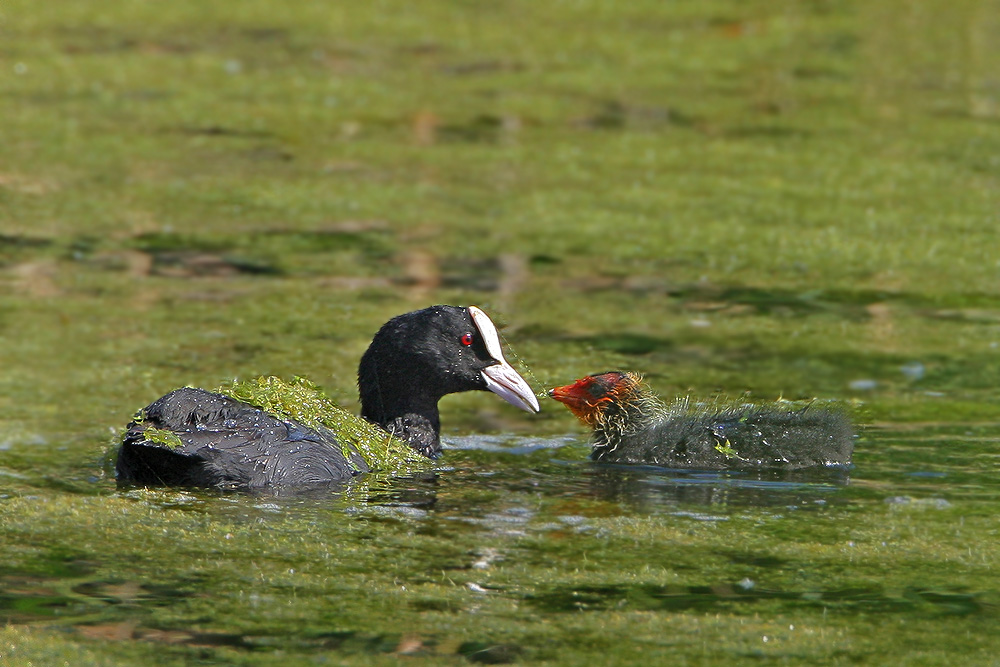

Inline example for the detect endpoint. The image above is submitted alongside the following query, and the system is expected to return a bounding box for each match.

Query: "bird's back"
[597,404,855,470]
[116,388,369,490]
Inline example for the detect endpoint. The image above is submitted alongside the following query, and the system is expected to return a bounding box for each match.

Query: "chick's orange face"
[548,371,631,426]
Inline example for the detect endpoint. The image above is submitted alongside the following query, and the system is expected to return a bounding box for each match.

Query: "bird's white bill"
[481,361,540,413]
[469,306,540,413]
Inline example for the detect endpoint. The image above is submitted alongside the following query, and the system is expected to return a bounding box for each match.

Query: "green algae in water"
[218,376,431,474]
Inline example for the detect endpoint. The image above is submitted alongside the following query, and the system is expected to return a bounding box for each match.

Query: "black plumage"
[116,387,371,489]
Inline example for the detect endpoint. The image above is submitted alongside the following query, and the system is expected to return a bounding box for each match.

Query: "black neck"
[358,360,444,456]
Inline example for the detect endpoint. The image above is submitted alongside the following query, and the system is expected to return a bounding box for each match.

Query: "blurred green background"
[3,0,999,432]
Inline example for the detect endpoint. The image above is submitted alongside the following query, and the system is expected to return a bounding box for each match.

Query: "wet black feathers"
[116,388,368,490]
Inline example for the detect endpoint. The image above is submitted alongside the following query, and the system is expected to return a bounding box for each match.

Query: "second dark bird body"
[550,371,854,470]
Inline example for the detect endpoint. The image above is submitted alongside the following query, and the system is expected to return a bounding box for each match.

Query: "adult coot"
[549,371,854,469]
[117,305,540,490]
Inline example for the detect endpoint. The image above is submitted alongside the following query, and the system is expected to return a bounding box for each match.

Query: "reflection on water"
[583,465,849,512]
[527,581,995,616]
[443,433,580,455]
[445,434,852,515]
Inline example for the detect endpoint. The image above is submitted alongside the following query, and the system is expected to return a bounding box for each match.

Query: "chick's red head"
[548,371,638,426]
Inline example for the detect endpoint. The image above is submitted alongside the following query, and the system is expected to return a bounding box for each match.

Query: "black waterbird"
[116,305,539,490]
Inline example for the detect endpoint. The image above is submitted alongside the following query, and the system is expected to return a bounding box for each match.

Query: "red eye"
[460,332,474,346]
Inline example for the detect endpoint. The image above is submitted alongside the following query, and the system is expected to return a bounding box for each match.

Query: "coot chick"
[117,305,540,490]
[549,371,854,469]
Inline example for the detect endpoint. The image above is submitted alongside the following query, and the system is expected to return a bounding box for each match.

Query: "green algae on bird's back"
[137,427,185,451]
[218,376,432,475]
